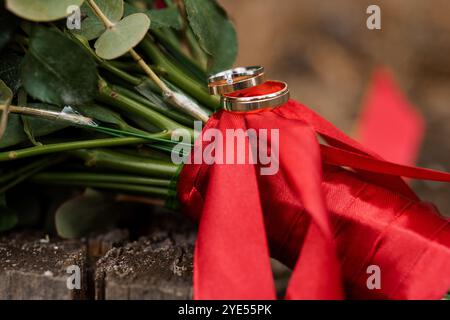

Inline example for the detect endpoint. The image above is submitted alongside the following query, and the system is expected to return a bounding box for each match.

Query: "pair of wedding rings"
[207,66,290,111]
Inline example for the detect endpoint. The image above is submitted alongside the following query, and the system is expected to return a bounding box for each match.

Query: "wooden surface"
[0,232,88,299]
[0,210,196,300]
[0,208,291,299]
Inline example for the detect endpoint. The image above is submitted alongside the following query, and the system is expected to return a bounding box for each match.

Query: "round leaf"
[55,189,118,238]
[21,27,98,106]
[6,0,85,22]
[75,0,124,41]
[95,13,150,60]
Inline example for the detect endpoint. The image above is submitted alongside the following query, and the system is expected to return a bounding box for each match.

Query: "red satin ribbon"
[356,69,425,166]
[177,100,450,300]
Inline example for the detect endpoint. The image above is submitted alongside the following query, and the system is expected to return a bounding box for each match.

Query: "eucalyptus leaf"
[6,0,85,22]
[75,0,124,41]
[0,79,13,105]
[207,19,237,73]
[0,51,22,94]
[0,194,18,232]
[0,104,71,149]
[184,0,237,73]
[55,189,119,238]
[21,27,98,106]
[0,6,19,52]
[0,80,13,140]
[148,7,182,30]
[123,2,140,16]
[75,104,128,129]
[95,13,150,60]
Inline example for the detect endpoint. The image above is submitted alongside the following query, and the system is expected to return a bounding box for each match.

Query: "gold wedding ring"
[208,66,266,95]
[222,81,290,111]
[208,66,290,111]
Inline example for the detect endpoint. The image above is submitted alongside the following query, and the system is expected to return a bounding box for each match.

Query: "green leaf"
[0,79,13,135]
[148,7,182,29]
[21,27,98,106]
[6,0,85,22]
[0,104,71,149]
[123,2,140,16]
[0,194,18,232]
[0,6,19,52]
[55,189,119,238]
[184,0,237,73]
[75,104,127,128]
[0,51,22,94]
[95,13,150,60]
[0,79,13,105]
[207,20,237,73]
[75,0,124,41]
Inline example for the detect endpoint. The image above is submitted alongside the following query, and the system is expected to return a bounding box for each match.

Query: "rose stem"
[0,155,64,193]
[31,172,171,188]
[0,136,150,162]
[69,148,179,179]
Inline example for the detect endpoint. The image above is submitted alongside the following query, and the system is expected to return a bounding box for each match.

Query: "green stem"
[152,28,206,82]
[32,179,170,198]
[185,28,208,70]
[97,79,183,131]
[70,149,179,179]
[93,125,193,147]
[108,61,145,74]
[0,156,63,193]
[111,84,195,126]
[140,36,220,110]
[69,32,142,86]
[0,136,154,162]
[31,172,171,188]
[100,61,142,86]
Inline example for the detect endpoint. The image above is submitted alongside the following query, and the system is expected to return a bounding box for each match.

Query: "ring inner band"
[221,81,290,111]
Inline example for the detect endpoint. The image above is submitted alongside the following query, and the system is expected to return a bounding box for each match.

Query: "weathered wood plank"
[0,232,88,299]
[95,209,195,300]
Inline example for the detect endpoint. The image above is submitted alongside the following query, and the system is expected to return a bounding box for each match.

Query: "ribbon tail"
[193,114,276,300]
[275,101,418,199]
[247,112,344,299]
[356,68,425,166]
[321,145,450,182]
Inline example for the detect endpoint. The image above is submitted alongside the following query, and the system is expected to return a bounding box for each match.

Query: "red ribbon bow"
[177,100,450,300]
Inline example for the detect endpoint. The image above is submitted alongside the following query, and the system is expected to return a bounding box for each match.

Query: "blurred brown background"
[220,0,450,214]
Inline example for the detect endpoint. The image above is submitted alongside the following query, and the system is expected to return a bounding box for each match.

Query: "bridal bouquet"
[1,0,450,300]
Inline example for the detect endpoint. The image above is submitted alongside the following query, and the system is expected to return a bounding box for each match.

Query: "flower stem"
[151,28,206,81]
[140,36,220,110]
[129,48,170,93]
[31,178,170,198]
[0,136,154,162]
[31,172,171,188]
[0,155,64,193]
[97,79,183,131]
[87,0,115,29]
[70,148,179,179]
[111,84,195,126]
